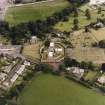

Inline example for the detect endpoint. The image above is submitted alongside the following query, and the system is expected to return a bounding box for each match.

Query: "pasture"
[18,73,105,105]
[5,0,69,25]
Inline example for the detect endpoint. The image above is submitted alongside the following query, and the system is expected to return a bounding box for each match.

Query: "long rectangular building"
[0,45,21,55]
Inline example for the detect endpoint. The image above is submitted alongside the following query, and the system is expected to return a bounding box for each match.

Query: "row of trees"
[0,5,75,44]
[92,40,105,48]
[68,0,89,5]
[63,57,97,70]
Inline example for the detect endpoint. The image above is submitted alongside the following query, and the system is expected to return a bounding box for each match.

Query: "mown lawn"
[18,73,105,105]
[5,0,69,25]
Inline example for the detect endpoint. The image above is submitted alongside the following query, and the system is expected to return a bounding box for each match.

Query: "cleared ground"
[5,0,69,25]
[18,73,105,105]
[89,28,105,41]
[68,28,105,48]
[66,48,105,64]
[69,29,97,47]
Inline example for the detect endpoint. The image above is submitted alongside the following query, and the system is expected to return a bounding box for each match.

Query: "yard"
[22,42,42,60]
[5,0,69,25]
[18,73,105,105]
[84,71,98,81]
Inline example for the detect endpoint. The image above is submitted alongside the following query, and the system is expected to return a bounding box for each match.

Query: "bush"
[98,40,105,48]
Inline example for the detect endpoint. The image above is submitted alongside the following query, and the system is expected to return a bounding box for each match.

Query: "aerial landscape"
[1,0,105,105]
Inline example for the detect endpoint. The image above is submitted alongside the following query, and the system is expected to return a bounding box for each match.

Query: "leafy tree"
[98,40,105,48]
[101,63,105,72]
[85,9,91,20]
[80,61,95,70]
[35,63,52,73]
[59,64,66,72]
[98,7,102,14]
[64,58,79,67]
[73,18,79,30]
[73,7,78,17]
[44,39,50,47]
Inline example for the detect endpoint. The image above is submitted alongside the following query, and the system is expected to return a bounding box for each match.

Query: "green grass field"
[84,71,98,81]
[5,0,69,25]
[18,73,105,105]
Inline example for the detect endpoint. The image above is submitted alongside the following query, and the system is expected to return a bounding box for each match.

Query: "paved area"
[11,0,54,7]
[0,0,8,20]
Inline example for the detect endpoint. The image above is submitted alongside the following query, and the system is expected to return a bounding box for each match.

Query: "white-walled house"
[97,76,105,84]
[89,0,105,6]
[66,67,84,78]
[55,48,63,52]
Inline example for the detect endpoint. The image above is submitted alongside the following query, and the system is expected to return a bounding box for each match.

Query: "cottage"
[24,60,30,66]
[97,76,105,84]
[94,22,104,28]
[72,68,84,78]
[66,67,84,78]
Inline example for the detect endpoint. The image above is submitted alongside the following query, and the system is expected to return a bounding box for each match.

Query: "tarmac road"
[0,0,8,20]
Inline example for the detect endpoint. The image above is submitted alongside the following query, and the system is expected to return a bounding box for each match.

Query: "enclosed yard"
[22,42,42,60]
[5,0,69,25]
[18,73,105,105]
